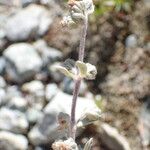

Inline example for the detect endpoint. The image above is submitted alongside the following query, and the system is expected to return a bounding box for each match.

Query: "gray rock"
[29,91,99,145]
[62,78,87,96]
[22,80,45,110]
[0,76,6,88]
[0,29,7,51]
[0,108,29,134]
[45,83,58,101]
[8,97,28,111]
[22,80,44,96]
[21,0,39,7]
[6,86,22,102]
[99,123,131,150]
[0,57,6,75]
[4,43,42,83]
[34,40,63,66]
[138,101,150,147]
[49,62,65,82]
[0,131,28,150]
[0,88,6,106]
[125,34,137,48]
[5,4,52,41]
[35,146,44,150]
[26,107,43,124]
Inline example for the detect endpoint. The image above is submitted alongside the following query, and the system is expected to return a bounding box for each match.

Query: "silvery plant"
[52,0,101,149]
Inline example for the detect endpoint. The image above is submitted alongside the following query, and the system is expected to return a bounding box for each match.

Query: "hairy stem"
[70,79,81,139]
[79,15,88,62]
[70,16,88,139]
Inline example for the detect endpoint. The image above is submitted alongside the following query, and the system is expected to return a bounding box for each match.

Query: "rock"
[22,80,45,110]
[34,40,63,66]
[6,86,22,102]
[29,91,99,145]
[7,97,28,111]
[0,88,6,106]
[5,4,52,41]
[49,62,65,82]
[138,100,150,147]
[0,29,7,51]
[62,78,87,96]
[21,0,39,7]
[99,123,131,150]
[125,34,137,48]
[26,107,43,124]
[22,80,44,96]
[4,43,43,83]
[45,83,58,101]
[0,131,28,150]
[0,108,29,134]
[0,76,6,88]
[35,146,44,150]
[0,57,6,75]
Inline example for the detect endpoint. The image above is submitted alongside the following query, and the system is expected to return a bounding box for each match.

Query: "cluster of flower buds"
[56,59,97,80]
[52,138,78,150]
[61,0,95,27]
[52,137,93,150]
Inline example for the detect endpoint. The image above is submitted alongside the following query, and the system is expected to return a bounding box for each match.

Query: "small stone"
[6,86,22,102]
[34,40,63,66]
[35,146,44,150]
[0,29,7,51]
[4,43,43,83]
[0,88,6,106]
[0,57,6,75]
[22,80,44,96]
[49,62,65,82]
[62,78,87,96]
[45,83,58,101]
[0,76,6,88]
[8,97,28,111]
[22,80,45,110]
[0,108,29,134]
[5,4,52,41]
[125,34,137,48]
[99,123,131,150]
[138,100,150,147]
[21,0,39,7]
[0,131,28,150]
[26,107,43,124]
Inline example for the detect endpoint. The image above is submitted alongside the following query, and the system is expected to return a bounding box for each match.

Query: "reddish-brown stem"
[70,16,88,140]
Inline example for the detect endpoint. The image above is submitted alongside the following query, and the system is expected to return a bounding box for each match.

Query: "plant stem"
[79,16,88,62]
[70,79,81,139]
[70,16,88,139]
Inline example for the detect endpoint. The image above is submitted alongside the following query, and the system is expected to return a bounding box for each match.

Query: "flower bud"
[52,138,78,150]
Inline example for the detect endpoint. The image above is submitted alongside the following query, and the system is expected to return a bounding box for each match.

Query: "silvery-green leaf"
[85,63,97,80]
[71,12,85,20]
[74,1,84,11]
[76,61,87,78]
[83,138,93,150]
[77,107,101,127]
[63,59,75,71]
[56,66,75,78]
[72,5,83,14]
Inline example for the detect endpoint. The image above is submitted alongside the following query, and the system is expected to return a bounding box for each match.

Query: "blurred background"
[0,0,149,150]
